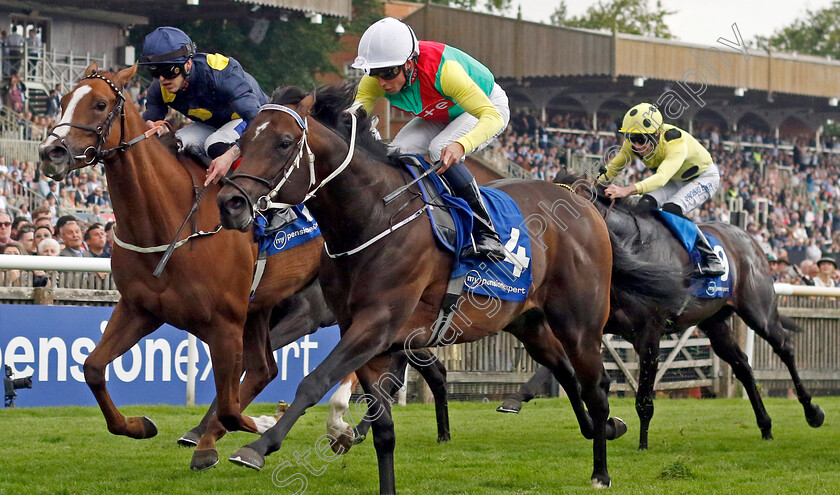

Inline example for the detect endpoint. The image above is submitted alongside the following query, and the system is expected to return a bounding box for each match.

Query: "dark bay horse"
[37,63,321,471]
[215,84,685,490]
[500,173,825,449]
[37,64,452,471]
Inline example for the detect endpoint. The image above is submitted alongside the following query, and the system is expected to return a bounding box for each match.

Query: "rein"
[224,103,358,219]
[56,72,219,274]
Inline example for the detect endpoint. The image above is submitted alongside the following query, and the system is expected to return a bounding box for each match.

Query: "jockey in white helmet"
[352,17,511,260]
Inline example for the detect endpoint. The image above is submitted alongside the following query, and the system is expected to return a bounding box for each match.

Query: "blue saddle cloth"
[403,155,533,302]
[655,210,733,299]
[253,204,321,255]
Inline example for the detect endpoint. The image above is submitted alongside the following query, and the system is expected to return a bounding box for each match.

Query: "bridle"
[48,72,164,165]
[223,103,357,220]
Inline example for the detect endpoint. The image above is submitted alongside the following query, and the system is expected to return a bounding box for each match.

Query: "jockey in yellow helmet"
[601,103,725,277]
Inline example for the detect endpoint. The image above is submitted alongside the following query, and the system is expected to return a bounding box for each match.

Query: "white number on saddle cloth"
[713,244,731,282]
[503,228,530,278]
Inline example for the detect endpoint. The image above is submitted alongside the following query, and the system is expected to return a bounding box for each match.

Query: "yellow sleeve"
[354,75,385,114]
[439,60,503,154]
[600,140,633,183]
[634,141,688,194]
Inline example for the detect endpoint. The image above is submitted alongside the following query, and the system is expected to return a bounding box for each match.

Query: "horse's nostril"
[225,196,246,213]
[48,147,68,161]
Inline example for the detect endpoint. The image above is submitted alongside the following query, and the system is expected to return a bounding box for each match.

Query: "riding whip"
[383,161,444,205]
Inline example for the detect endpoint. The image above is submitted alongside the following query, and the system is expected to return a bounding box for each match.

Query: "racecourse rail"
[0,257,838,403]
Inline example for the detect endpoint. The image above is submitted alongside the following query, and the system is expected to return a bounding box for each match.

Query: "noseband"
[224,103,357,220]
[48,73,128,165]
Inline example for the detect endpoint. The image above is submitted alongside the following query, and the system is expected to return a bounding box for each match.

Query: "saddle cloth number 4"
[503,228,530,278]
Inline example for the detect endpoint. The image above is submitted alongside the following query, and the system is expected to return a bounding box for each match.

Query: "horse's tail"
[779,315,804,334]
[608,229,687,316]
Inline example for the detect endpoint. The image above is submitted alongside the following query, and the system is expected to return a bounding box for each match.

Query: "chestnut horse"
[215,84,685,491]
[38,63,322,471]
[38,65,452,471]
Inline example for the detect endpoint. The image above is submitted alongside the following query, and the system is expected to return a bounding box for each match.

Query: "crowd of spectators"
[0,204,114,288]
[493,110,840,287]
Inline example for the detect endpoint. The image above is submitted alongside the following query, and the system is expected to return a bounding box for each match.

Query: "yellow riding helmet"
[619,103,663,134]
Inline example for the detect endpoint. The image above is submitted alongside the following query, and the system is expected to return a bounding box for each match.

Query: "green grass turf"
[0,397,837,494]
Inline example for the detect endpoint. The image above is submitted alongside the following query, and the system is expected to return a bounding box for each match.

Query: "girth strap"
[425,273,468,347]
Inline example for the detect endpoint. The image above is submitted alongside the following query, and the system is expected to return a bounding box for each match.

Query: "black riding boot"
[693,230,725,277]
[456,180,507,259]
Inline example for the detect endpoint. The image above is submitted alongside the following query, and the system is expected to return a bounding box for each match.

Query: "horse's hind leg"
[738,308,825,429]
[699,312,773,439]
[497,366,553,414]
[83,301,161,439]
[192,310,278,470]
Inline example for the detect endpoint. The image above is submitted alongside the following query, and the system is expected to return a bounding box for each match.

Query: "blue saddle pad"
[655,210,733,299]
[403,155,533,302]
[253,204,321,255]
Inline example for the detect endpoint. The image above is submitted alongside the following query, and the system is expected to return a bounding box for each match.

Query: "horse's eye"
[95,101,107,111]
[278,140,293,150]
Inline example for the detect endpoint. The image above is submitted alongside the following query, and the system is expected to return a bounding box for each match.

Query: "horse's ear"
[298,93,316,117]
[85,62,99,76]
[114,63,138,90]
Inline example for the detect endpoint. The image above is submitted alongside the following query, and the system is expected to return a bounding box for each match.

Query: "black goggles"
[368,65,402,80]
[627,133,654,145]
[146,64,184,80]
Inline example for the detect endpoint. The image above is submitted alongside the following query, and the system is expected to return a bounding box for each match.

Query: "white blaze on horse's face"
[253,121,270,140]
[40,85,93,149]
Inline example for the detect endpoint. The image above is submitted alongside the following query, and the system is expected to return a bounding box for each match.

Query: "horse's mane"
[270,83,401,168]
[553,172,643,216]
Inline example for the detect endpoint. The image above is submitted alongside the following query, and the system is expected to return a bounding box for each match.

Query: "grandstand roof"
[14,0,350,23]
[404,4,840,101]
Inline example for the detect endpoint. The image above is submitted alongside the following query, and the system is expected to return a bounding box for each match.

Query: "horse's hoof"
[437,433,451,443]
[607,417,627,440]
[229,447,265,471]
[590,476,611,489]
[761,429,774,440]
[177,430,201,448]
[807,405,825,428]
[126,416,158,439]
[191,449,219,471]
[329,428,355,455]
[496,399,522,414]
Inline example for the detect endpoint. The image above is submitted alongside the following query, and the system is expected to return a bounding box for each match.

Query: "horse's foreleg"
[192,311,277,471]
[229,318,396,471]
[497,366,553,414]
[701,315,773,440]
[408,349,451,443]
[357,356,398,495]
[83,302,161,439]
[633,328,662,450]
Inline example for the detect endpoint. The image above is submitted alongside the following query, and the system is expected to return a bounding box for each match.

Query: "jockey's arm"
[439,60,503,156]
[354,76,385,114]
[634,140,688,194]
[218,72,264,125]
[599,141,633,184]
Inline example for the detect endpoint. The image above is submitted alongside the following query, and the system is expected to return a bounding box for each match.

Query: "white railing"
[0,255,198,405]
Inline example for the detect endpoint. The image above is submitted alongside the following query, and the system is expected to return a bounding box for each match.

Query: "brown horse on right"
[215,84,687,490]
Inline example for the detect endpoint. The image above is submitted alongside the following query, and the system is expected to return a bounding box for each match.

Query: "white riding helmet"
[352,17,420,74]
